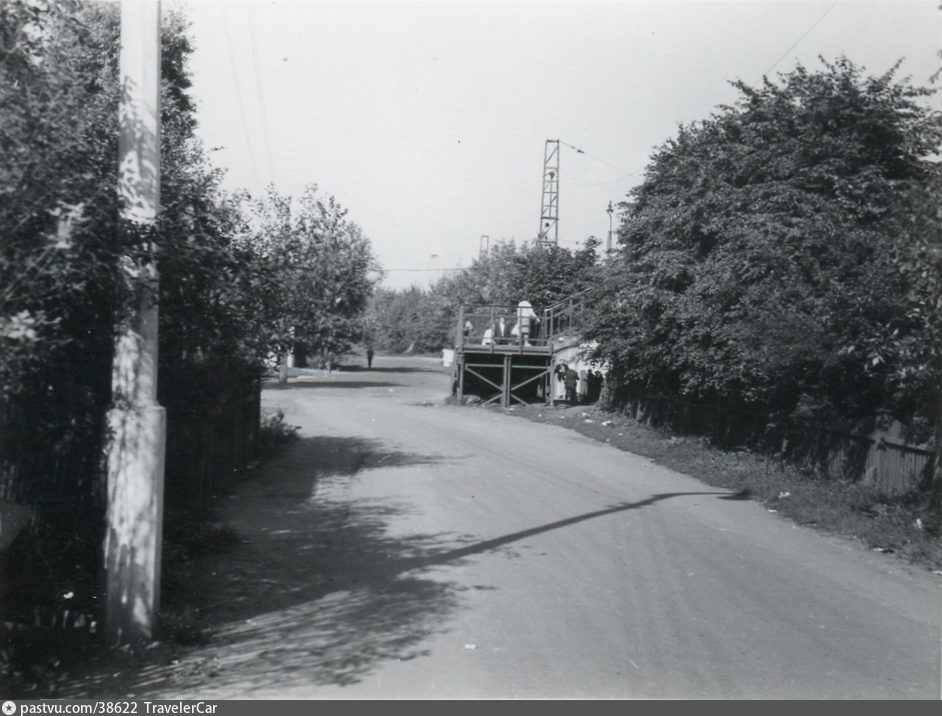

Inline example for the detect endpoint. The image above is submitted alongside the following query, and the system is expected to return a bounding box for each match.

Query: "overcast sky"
[175,0,941,289]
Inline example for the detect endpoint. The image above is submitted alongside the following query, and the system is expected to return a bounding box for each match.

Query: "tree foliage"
[0,0,380,537]
[369,239,599,353]
[588,58,941,438]
[237,185,379,366]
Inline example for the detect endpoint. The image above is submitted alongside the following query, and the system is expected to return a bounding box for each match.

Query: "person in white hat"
[516,300,539,346]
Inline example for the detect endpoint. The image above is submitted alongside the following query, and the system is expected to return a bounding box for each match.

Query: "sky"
[175,0,941,289]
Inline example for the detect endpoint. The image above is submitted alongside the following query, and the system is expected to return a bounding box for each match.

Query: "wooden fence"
[0,367,261,663]
[621,393,935,496]
[163,369,262,512]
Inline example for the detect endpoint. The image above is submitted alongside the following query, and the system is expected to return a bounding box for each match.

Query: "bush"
[258,408,300,451]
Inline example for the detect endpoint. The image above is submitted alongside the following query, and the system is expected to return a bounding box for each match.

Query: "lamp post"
[606,201,614,253]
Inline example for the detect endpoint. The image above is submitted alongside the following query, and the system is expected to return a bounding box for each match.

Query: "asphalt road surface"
[105,355,942,699]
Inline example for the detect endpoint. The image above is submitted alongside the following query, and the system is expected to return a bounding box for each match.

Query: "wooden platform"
[454,296,589,407]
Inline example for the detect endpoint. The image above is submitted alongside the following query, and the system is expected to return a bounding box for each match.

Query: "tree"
[588,58,941,438]
[0,0,284,609]
[238,185,379,376]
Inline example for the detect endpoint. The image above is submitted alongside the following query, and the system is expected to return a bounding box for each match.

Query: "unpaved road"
[82,356,941,698]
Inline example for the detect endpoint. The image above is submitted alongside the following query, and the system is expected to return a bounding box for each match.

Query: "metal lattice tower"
[537,139,560,249]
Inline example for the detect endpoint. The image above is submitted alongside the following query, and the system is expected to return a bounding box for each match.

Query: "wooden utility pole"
[103,0,164,644]
[606,201,614,253]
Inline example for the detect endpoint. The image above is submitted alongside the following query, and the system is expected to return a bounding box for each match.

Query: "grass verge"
[498,402,942,572]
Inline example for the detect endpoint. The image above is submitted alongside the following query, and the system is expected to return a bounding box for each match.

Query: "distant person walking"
[366,346,374,369]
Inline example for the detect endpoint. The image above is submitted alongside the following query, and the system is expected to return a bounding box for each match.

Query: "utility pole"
[606,201,614,253]
[103,0,164,644]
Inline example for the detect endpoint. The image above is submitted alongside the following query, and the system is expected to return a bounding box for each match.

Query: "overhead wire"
[221,3,262,192]
[570,172,644,188]
[758,0,839,81]
[559,140,644,179]
[246,4,276,186]
[381,267,469,272]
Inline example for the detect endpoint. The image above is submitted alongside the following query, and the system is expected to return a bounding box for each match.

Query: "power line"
[759,1,838,80]
[271,264,471,273]
[570,173,642,188]
[246,4,276,185]
[381,267,469,272]
[559,140,644,179]
[221,4,262,191]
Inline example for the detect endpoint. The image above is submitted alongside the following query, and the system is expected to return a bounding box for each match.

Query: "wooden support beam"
[509,365,552,406]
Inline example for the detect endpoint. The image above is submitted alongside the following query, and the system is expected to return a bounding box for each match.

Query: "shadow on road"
[340,365,442,375]
[263,380,406,391]
[64,434,737,698]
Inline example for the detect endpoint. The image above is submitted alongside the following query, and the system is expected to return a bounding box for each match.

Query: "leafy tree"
[0,0,120,400]
[588,58,941,440]
[368,284,455,354]
[238,185,379,374]
[0,0,285,570]
[0,1,262,394]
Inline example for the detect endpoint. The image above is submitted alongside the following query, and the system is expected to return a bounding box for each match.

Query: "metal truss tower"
[537,139,560,249]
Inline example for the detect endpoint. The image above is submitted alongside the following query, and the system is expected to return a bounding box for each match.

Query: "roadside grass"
[499,402,942,572]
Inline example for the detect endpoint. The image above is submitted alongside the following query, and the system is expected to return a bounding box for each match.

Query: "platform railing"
[457,303,551,352]
[457,291,593,354]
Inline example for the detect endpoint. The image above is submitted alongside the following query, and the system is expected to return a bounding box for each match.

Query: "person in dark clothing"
[366,346,374,369]
[564,366,579,403]
[586,370,602,402]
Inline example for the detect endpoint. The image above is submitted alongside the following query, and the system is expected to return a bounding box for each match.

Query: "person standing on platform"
[496,315,509,344]
[516,300,539,346]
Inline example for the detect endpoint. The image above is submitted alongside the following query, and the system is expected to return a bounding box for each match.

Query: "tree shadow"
[263,380,406,391]
[62,432,736,697]
[340,366,443,375]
